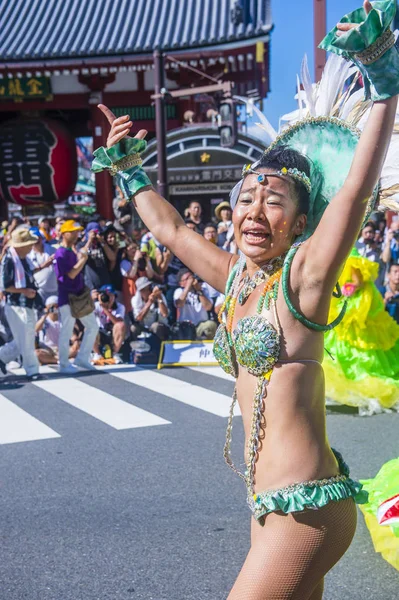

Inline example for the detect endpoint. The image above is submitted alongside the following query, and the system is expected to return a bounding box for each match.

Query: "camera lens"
[100,292,110,303]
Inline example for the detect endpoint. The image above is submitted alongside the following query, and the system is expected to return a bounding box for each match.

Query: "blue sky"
[264,0,363,128]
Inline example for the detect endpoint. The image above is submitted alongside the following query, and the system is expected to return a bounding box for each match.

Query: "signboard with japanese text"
[157,341,218,369]
[170,183,235,195]
[0,77,51,100]
[0,119,77,206]
[168,167,243,184]
[149,166,241,195]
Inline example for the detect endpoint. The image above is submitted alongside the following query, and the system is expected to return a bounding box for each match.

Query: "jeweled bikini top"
[213,255,283,379]
[214,245,349,381]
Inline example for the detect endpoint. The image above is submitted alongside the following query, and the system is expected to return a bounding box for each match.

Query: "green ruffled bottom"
[249,449,368,525]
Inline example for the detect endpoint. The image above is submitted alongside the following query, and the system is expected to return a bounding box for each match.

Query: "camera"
[393,231,399,240]
[100,292,110,303]
[137,258,146,270]
[47,306,58,314]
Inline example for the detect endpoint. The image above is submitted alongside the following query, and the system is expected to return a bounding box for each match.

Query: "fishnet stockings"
[227,499,357,600]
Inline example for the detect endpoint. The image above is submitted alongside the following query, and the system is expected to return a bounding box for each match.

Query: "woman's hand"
[98,104,148,149]
[336,1,372,36]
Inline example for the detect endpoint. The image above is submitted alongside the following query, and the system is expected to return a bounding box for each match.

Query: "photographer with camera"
[131,277,169,341]
[120,244,155,283]
[93,284,127,364]
[379,263,399,324]
[35,296,80,365]
[120,243,156,311]
[113,183,135,237]
[355,221,384,286]
[80,222,112,291]
[173,268,217,340]
[381,219,399,268]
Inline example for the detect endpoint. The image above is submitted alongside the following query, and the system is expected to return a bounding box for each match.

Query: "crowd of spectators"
[0,200,236,376]
[355,217,399,323]
[0,203,398,378]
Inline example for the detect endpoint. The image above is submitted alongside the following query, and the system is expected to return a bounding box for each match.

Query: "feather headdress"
[235,50,399,223]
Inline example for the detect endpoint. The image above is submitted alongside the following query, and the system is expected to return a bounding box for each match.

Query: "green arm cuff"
[116,167,152,201]
[91,138,147,172]
[91,138,152,199]
[319,1,399,101]
[282,245,347,332]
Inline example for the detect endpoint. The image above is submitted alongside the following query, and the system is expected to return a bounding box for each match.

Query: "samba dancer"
[93,2,399,598]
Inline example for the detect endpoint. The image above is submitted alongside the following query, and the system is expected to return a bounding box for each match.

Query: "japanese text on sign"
[0,121,57,204]
[0,77,52,100]
[168,168,242,184]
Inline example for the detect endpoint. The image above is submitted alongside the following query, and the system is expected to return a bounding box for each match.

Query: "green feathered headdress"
[231,0,399,239]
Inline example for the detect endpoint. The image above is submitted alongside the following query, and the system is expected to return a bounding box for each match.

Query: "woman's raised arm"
[303,0,399,287]
[304,96,397,286]
[96,105,236,293]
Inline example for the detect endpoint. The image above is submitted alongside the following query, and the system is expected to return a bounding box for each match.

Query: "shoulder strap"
[282,244,347,332]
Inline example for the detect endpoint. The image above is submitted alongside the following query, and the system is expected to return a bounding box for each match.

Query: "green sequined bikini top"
[214,244,348,379]
[213,256,282,379]
[214,315,280,379]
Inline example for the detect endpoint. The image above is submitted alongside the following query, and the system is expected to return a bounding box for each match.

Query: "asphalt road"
[0,365,398,600]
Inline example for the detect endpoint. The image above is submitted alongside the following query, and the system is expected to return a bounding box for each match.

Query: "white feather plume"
[300,55,316,116]
[284,52,399,213]
[233,94,277,143]
[315,54,357,117]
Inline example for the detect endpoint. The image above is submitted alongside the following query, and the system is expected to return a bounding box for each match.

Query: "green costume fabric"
[92,138,152,199]
[323,249,399,413]
[320,0,399,101]
[359,458,399,570]
[265,117,378,240]
[360,458,399,538]
[248,449,367,524]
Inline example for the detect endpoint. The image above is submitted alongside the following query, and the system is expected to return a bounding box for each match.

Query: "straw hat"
[215,201,232,221]
[10,228,39,248]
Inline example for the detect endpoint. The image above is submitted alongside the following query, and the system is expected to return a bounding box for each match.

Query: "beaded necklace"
[238,255,285,306]
[218,255,284,342]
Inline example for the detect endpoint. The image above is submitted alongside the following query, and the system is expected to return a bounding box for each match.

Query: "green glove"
[91,138,152,200]
[320,1,399,101]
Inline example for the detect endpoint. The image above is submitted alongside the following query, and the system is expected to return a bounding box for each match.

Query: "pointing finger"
[98,103,117,125]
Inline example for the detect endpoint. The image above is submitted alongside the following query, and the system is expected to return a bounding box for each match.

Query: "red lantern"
[0,118,77,206]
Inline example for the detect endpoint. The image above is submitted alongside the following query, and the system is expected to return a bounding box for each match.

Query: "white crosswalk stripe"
[108,368,239,417]
[0,393,60,445]
[0,365,236,445]
[33,377,171,430]
[187,366,235,381]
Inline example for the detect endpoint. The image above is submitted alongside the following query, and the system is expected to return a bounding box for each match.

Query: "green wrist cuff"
[319,0,399,101]
[91,138,147,173]
[91,138,152,199]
